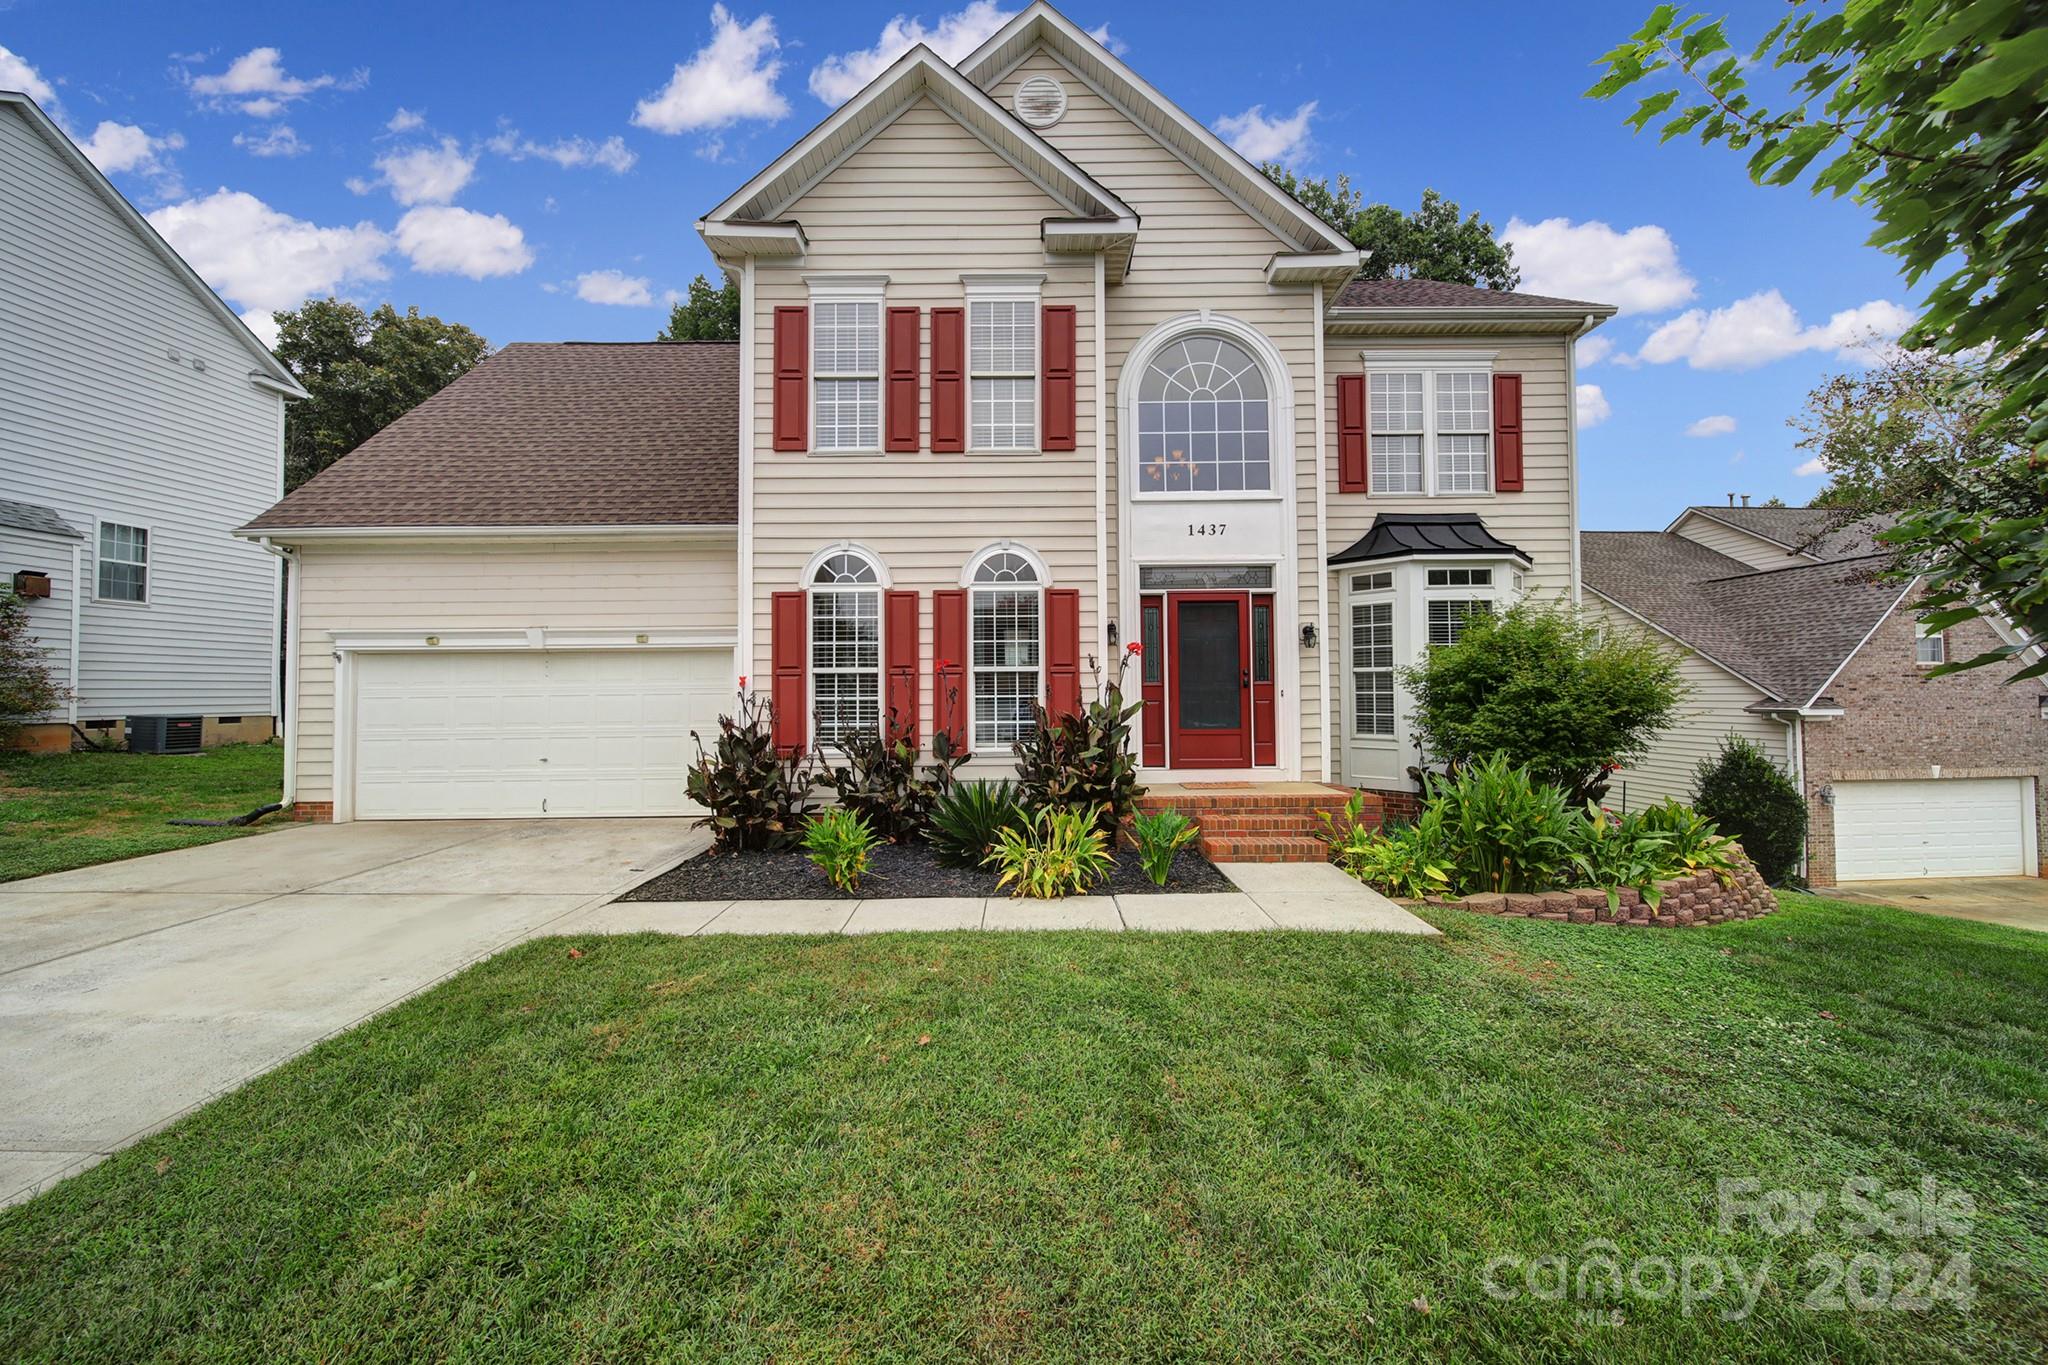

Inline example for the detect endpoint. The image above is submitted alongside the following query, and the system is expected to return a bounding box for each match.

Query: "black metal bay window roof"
[1329,513,1531,566]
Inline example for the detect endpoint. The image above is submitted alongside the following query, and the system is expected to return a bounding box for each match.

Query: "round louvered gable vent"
[1013,75,1067,128]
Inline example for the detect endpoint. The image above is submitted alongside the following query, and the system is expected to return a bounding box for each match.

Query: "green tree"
[1693,736,1807,886]
[1261,169,1520,290]
[0,590,66,743]
[272,299,489,489]
[658,273,740,341]
[1589,2,2048,677]
[1399,601,1686,806]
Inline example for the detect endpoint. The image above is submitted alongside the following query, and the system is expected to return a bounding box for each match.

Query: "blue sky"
[3,0,1914,529]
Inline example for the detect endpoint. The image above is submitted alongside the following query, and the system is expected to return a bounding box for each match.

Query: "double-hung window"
[1367,362,1494,495]
[967,549,1042,746]
[810,551,882,747]
[969,291,1037,451]
[97,521,148,603]
[1349,570,1395,739]
[813,297,881,452]
[1915,623,1945,666]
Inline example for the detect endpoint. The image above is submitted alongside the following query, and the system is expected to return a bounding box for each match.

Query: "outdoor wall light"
[1300,623,1318,650]
[1106,619,1118,647]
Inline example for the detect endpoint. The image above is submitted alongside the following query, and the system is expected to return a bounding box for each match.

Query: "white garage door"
[352,649,728,819]
[1833,777,2029,880]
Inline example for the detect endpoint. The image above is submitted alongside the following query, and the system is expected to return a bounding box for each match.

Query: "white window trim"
[964,274,1043,455]
[1360,350,1499,499]
[807,276,888,456]
[1421,563,1505,648]
[1348,579,1396,743]
[1915,622,1946,667]
[963,542,1047,749]
[92,517,152,606]
[1130,323,1285,503]
[805,543,888,751]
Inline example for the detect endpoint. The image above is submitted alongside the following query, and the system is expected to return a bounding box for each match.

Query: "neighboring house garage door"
[1832,777,2029,880]
[352,650,723,819]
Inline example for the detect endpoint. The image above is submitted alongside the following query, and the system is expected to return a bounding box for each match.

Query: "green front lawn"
[2,896,2043,1361]
[0,743,285,883]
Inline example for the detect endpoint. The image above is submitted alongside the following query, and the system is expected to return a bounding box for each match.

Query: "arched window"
[967,547,1043,748]
[1136,335,1271,493]
[809,549,882,748]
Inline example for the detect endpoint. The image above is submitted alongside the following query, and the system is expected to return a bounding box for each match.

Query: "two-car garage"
[1831,776,2036,881]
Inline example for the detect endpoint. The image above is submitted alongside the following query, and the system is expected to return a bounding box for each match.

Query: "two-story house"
[2,90,303,754]
[240,3,1612,828]
[1584,502,2046,885]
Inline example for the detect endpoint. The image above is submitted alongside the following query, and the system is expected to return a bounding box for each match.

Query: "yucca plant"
[927,779,1026,868]
[1129,807,1199,886]
[984,804,1112,899]
[803,806,876,893]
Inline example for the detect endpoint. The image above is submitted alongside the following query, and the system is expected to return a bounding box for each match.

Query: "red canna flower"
[738,675,749,689]
[1127,641,1143,655]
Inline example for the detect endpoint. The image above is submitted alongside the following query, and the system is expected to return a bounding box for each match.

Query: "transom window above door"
[1137,335,1271,494]
[1368,367,1493,496]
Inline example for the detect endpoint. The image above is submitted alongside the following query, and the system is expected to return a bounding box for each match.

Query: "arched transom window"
[969,549,1042,747]
[810,550,881,747]
[1137,335,1271,494]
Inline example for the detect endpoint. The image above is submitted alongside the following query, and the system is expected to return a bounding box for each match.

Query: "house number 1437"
[1187,522,1226,537]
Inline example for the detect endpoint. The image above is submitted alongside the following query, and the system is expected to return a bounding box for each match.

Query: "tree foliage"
[1589,1,2048,677]
[1260,169,1521,290]
[1400,600,1687,806]
[1692,736,1807,886]
[658,273,740,342]
[0,590,67,742]
[272,299,490,490]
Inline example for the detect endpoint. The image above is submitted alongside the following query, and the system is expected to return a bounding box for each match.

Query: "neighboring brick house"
[1583,504,2046,886]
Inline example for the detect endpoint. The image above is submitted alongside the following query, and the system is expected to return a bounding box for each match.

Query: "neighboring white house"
[0,90,304,753]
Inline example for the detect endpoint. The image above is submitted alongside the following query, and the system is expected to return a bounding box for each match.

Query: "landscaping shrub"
[1425,754,1576,893]
[1565,803,1675,913]
[803,807,876,893]
[927,779,1026,868]
[1693,736,1808,885]
[1319,792,1454,900]
[1129,807,1199,886]
[1401,600,1686,804]
[1012,650,1144,832]
[686,691,818,852]
[985,805,1112,899]
[822,722,967,843]
[1635,798,1740,879]
[0,589,66,744]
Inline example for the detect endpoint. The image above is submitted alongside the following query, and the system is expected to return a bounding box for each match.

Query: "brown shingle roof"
[243,341,739,531]
[1679,505,1891,561]
[1332,278,1610,311]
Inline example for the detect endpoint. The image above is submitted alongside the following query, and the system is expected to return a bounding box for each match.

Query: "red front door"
[1168,592,1251,767]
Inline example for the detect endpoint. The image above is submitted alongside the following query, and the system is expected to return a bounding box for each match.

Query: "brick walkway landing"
[1137,783,1377,863]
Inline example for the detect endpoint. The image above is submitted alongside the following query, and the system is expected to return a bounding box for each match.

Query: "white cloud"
[371,137,476,205]
[1795,456,1827,477]
[1635,290,1913,371]
[487,127,637,173]
[146,188,391,313]
[233,124,308,158]
[809,2,1014,106]
[187,47,365,116]
[636,5,790,134]
[241,309,281,349]
[1214,100,1316,164]
[1499,217,1696,316]
[1086,23,1129,57]
[1685,414,1737,438]
[386,107,425,133]
[79,121,184,175]
[575,269,657,306]
[0,43,57,105]
[1575,383,1611,429]
[394,205,533,278]
[1575,335,1614,368]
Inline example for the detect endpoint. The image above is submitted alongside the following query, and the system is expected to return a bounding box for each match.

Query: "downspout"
[1312,281,1331,782]
[1094,251,1109,672]
[1778,712,1806,881]
[737,255,757,687]
[1567,313,1598,604]
[253,537,300,808]
[67,539,82,726]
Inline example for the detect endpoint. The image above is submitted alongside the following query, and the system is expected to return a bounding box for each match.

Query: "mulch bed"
[620,839,1236,902]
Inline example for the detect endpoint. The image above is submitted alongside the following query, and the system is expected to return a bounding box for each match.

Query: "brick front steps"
[1137,783,1373,863]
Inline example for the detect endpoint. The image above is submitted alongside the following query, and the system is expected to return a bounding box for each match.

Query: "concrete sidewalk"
[557,860,1440,937]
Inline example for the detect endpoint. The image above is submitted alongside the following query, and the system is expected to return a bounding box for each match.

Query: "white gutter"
[1093,251,1109,672]
[232,523,739,543]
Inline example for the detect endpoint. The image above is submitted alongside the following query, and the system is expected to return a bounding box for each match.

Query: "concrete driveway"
[0,818,703,1205]
[1831,876,2048,933]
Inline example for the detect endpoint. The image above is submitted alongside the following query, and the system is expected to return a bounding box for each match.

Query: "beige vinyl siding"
[988,50,1326,772]
[752,97,1099,758]
[1670,512,1803,571]
[1583,591,1790,811]
[291,538,737,805]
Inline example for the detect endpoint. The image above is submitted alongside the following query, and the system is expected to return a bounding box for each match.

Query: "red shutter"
[772,307,807,452]
[931,307,965,453]
[770,590,807,753]
[1493,372,1523,492]
[1041,304,1077,452]
[885,589,919,743]
[1045,587,1082,722]
[933,588,968,750]
[1337,374,1367,493]
[885,307,921,452]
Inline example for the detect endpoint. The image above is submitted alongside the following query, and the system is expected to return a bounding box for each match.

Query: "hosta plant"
[985,805,1113,899]
[1129,807,1199,886]
[927,779,1026,868]
[803,806,876,893]
[686,690,818,852]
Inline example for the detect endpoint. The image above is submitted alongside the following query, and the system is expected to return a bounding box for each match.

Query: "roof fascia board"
[960,11,1353,255]
[1581,582,1783,699]
[1329,305,1619,324]
[1,93,307,397]
[235,524,740,543]
[1801,579,1918,709]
